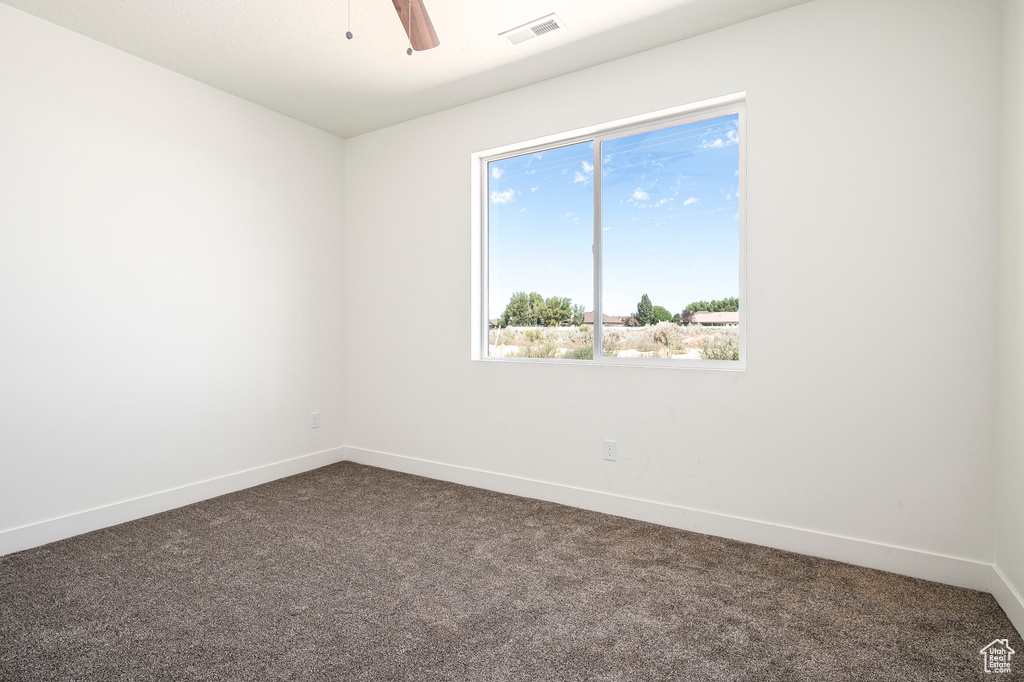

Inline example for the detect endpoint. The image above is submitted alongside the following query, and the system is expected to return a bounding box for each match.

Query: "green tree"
[570,304,585,326]
[502,292,582,327]
[652,305,672,324]
[528,292,546,325]
[502,291,545,326]
[541,296,573,327]
[501,292,530,326]
[684,297,739,313]
[634,293,655,326]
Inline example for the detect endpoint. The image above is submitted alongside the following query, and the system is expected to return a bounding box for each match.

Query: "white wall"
[0,4,346,551]
[997,0,1024,630]
[345,0,1001,578]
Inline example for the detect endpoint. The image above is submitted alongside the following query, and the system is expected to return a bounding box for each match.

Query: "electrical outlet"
[311,412,320,429]
[603,439,616,461]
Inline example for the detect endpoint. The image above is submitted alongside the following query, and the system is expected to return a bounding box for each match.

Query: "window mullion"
[593,139,603,361]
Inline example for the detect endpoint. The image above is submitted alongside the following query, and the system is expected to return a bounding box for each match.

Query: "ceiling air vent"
[500,14,565,47]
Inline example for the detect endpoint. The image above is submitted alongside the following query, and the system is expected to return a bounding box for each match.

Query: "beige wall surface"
[0,4,347,539]
[345,0,1000,563]
[997,0,1024,626]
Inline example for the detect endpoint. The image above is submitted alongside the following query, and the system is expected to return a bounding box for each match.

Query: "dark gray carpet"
[1,462,1019,681]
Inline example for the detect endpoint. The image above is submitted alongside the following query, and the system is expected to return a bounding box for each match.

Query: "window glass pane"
[600,114,740,361]
[487,141,594,359]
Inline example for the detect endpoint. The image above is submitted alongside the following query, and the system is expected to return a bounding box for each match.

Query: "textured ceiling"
[1,0,811,138]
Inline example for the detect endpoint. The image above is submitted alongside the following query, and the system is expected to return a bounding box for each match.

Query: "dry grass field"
[488,322,739,361]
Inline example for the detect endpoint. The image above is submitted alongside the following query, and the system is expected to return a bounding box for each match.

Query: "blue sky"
[488,113,739,317]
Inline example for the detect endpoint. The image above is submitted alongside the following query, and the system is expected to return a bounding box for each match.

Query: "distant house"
[582,312,629,326]
[690,311,739,327]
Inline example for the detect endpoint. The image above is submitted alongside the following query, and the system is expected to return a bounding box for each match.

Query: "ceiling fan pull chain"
[406,0,413,55]
[345,0,353,39]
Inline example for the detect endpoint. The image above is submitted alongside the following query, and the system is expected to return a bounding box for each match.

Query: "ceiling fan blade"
[390,0,440,51]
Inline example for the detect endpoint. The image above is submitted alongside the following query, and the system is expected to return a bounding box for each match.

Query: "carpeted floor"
[0,462,1020,681]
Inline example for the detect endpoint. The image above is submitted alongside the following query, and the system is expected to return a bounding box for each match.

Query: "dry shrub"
[562,344,594,360]
[698,329,740,361]
[652,322,693,351]
[601,330,622,356]
[515,341,560,358]
[632,330,659,353]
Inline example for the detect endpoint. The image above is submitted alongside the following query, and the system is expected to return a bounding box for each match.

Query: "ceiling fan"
[389,0,440,52]
[344,0,439,54]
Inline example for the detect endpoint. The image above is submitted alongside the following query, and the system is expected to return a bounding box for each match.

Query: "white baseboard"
[344,446,995,594]
[991,565,1024,638]
[0,446,347,557]
[6,442,1019,639]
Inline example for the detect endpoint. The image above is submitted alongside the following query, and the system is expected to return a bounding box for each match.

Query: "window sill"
[475,355,745,371]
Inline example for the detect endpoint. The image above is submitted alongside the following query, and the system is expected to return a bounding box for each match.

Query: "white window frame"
[471,92,746,370]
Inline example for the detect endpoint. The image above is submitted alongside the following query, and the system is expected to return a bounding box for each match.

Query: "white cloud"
[631,188,649,201]
[701,128,739,150]
[683,197,699,206]
[490,167,504,179]
[655,198,673,207]
[490,188,517,205]
[574,171,589,184]
[530,186,539,192]
[564,212,574,217]
[582,161,593,173]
